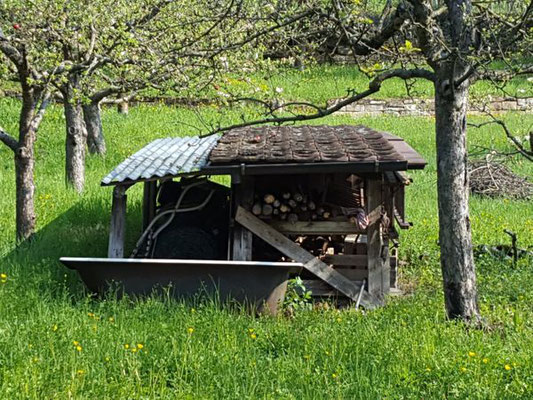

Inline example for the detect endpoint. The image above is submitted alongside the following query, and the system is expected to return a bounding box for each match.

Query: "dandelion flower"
[124,344,130,349]
[460,367,467,372]
[52,324,58,332]
[504,364,512,371]
[188,327,194,334]
[108,317,114,323]
[468,351,476,357]
[87,312,95,318]
[332,373,338,379]
[72,341,80,346]
[250,333,257,339]
[137,343,144,349]
[77,369,85,375]
[105,356,110,362]
[304,355,310,360]
[0,273,7,280]
[483,358,489,364]
[132,348,137,353]
[76,346,82,352]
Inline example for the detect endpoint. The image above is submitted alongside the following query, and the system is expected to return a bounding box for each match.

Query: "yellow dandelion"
[303,354,310,360]
[468,351,476,357]
[336,317,342,323]
[191,308,196,313]
[332,373,338,379]
[250,333,257,339]
[188,327,194,334]
[72,340,80,346]
[460,367,467,372]
[248,328,254,333]
[52,324,58,332]
[482,358,489,364]
[77,369,85,375]
[108,317,114,323]
[87,312,95,318]
[504,364,512,371]
[124,344,130,349]
[132,348,137,353]
[76,345,82,352]
[137,343,144,349]
[0,273,6,280]
[105,356,110,362]
[425,367,431,372]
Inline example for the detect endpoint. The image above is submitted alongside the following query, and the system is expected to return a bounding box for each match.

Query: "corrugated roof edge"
[101,135,219,186]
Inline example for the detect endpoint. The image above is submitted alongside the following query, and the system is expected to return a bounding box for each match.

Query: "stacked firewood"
[251,191,335,222]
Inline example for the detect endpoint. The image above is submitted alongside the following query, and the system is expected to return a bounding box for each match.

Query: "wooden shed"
[62,125,425,311]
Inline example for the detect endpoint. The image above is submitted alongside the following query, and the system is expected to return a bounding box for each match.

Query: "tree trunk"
[83,101,106,155]
[14,137,36,242]
[63,76,87,193]
[434,77,480,322]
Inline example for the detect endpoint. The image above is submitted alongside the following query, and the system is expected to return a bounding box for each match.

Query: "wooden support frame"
[231,176,254,261]
[235,206,382,309]
[365,176,390,297]
[142,180,157,231]
[108,185,129,258]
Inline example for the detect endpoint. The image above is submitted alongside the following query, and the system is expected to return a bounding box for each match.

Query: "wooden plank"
[303,279,365,297]
[322,254,367,268]
[268,220,364,235]
[108,186,127,258]
[235,206,382,308]
[366,178,389,296]
[232,177,254,261]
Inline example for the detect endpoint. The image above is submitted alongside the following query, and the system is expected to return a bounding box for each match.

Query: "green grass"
[0,98,532,399]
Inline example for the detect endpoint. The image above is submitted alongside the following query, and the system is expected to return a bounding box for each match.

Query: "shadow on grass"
[1,197,143,301]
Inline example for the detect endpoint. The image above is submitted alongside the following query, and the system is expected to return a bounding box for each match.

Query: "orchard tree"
[210,0,532,323]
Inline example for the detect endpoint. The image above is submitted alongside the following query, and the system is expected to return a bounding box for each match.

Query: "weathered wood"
[108,185,128,258]
[366,177,389,296]
[232,177,254,261]
[142,181,157,231]
[302,279,365,297]
[322,254,367,268]
[235,206,382,308]
[268,220,365,235]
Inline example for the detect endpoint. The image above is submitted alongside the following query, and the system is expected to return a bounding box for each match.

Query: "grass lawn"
[0,98,532,399]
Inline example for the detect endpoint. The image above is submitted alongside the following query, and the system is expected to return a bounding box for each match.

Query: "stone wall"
[329,97,533,117]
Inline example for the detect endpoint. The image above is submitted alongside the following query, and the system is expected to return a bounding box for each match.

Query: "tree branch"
[200,68,435,137]
[0,127,18,152]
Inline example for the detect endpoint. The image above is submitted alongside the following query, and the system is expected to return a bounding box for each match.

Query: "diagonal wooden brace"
[235,206,382,309]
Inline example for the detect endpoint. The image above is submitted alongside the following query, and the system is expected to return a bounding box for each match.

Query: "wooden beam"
[232,177,254,261]
[108,186,128,258]
[269,220,365,235]
[365,177,389,296]
[322,254,367,268]
[235,206,382,308]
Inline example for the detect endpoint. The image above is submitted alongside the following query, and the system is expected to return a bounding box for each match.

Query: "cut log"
[252,203,262,216]
[264,194,275,204]
[262,204,273,216]
[235,206,381,308]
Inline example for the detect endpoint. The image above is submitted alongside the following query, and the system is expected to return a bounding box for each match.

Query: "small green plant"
[283,277,313,312]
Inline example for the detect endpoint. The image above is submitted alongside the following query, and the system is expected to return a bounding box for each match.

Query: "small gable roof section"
[101,125,426,186]
[101,135,219,186]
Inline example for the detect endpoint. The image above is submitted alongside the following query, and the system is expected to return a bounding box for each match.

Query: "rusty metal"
[60,257,302,315]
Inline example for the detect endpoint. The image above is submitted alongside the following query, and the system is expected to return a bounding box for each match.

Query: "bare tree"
[0,25,51,241]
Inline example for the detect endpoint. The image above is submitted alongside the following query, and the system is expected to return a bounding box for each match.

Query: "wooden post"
[142,181,157,231]
[366,176,389,297]
[232,176,254,261]
[108,185,128,258]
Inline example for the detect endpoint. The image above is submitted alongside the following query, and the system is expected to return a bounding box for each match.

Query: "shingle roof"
[101,135,219,186]
[209,125,414,164]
